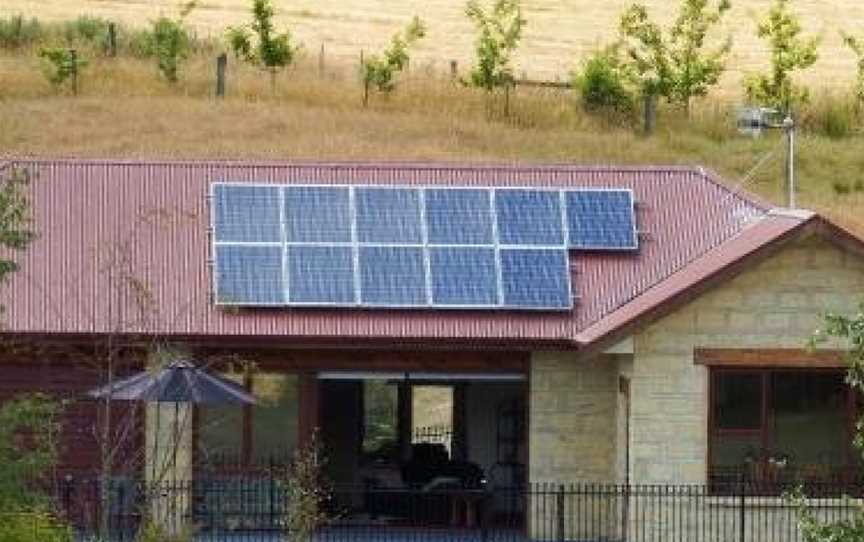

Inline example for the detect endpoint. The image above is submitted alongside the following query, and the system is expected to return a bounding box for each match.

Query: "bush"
[574,44,636,114]
[0,511,72,542]
[0,15,44,50]
[61,15,111,46]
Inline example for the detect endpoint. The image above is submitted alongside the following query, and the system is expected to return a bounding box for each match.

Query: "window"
[361,380,399,461]
[710,369,859,487]
[198,368,299,467]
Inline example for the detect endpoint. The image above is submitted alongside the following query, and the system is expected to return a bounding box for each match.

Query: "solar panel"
[425,189,493,245]
[565,190,637,250]
[213,184,281,243]
[284,186,352,243]
[499,249,571,309]
[211,183,638,310]
[355,188,423,244]
[214,245,284,305]
[495,189,564,246]
[287,246,355,304]
[429,247,498,306]
[359,246,427,306]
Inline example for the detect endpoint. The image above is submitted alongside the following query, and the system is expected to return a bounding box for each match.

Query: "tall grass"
[0,14,862,235]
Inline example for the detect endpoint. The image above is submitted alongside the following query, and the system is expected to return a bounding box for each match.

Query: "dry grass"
[2,0,863,86]
[1,52,863,235]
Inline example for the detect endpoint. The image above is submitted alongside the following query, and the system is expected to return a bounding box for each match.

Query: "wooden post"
[318,43,325,78]
[450,60,458,79]
[215,53,227,98]
[643,92,657,136]
[69,49,78,96]
[107,22,117,57]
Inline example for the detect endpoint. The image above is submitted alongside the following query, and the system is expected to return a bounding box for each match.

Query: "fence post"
[556,484,565,542]
[215,53,227,98]
[318,43,325,77]
[738,477,746,542]
[450,60,458,79]
[643,92,657,135]
[107,22,117,57]
[69,49,79,96]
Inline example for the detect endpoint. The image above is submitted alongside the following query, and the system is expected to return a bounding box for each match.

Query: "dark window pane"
[771,371,849,468]
[362,380,399,460]
[198,371,246,458]
[250,373,299,462]
[714,373,762,430]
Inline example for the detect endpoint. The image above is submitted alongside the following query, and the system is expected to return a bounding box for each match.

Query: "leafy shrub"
[362,17,426,105]
[226,0,300,87]
[574,44,636,114]
[745,0,819,113]
[38,47,86,91]
[0,511,72,542]
[0,15,44,50]
[61,15,111,45]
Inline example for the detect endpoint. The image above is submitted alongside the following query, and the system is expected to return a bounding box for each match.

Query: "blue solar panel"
[213,185,281,243]
[495,190,564,246]
[566,190,637,249]
[355,188,423,244]
[214,245,284,305]
[284,186,352,243]
[287,246,355,304]
[425,189,493,245]
[429,247,498,306]
[359,246,426,305]
[499,249,571,309]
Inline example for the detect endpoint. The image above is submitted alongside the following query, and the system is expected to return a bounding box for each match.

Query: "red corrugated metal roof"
[2,159,773,346]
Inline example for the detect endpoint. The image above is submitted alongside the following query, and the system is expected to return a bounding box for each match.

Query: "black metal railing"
[40,477,864,542]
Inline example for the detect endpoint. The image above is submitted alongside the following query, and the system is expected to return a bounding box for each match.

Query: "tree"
[151,1,196,83]
[619,0,732,113]
[361,17,426,107]
[841,32,864,110]
[798,305,864,541]
[464,0,526,115]
[745,0,819,115]
[0,167,36,285]
[573,42,637,116]
[226,0,299,89]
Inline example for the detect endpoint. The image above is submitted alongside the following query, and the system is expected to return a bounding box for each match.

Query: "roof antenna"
[737,108,797,209]
[782,115,795,209]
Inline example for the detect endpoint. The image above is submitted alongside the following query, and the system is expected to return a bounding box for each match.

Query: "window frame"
[708,366,860,486]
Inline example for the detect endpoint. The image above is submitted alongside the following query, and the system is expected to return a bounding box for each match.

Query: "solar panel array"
[211,183,637,310]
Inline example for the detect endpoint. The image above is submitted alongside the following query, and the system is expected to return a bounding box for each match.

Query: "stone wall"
[528,352,621,484]
[630,233,864,484]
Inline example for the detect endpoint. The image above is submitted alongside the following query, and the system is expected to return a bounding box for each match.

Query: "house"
[1,158,862,536]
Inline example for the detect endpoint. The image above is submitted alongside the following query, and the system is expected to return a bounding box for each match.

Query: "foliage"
[0,511,72,542]
[150,2,196,83]
[61,16,111,47]
[573,43,637,115]
[38,47,86,90]
[361,17,426,105]
[280,432,330,542]
[226,0,299,80]
[801,305,864,541]
[842,32,864,109]
[745,0,819,114]
[0,167,36,284]
[0,394,62,510]
[464,0,525,93]
[619,0,731,110]
[0,15,44,49]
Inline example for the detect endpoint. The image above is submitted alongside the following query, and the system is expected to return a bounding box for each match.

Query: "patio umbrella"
[88,359,256,480]
[88,359,256,404]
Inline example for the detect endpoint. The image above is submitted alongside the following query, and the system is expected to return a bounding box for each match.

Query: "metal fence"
[40,478,864,542]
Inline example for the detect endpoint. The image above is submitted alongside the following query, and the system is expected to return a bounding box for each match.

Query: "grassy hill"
[3,0,863,87]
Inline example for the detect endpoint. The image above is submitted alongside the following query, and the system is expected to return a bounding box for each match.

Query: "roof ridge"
[8,156,716,175]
